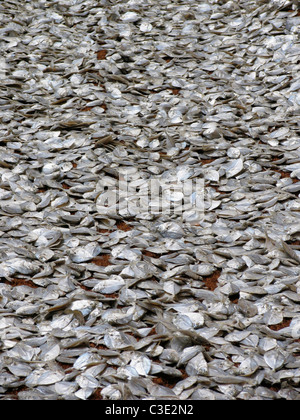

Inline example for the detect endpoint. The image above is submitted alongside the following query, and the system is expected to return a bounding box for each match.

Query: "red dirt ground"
[269,318,292,331]
[0,278,38,288]
[96,49,108,60]
[202,269,222,291]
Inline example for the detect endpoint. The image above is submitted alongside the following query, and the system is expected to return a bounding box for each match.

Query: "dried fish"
[70,243,102,263]
[264,349,287,371]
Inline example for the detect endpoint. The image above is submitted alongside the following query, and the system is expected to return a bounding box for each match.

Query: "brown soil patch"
[96,50,108,60]
[88,388,103,400]
[56,362,73,373]
[142,250,160,258]
[170,88,181,95]
[271,156,283,162]
[91,254,112,267]
[97,221,132,234]
[269,318,292,331]
[78,282,92,291]
[261,380,281,392]
[4,385,29,399]
[89,342,108,350]
[97,227,111,234]
[116,221,132,232]
[269,384,281,392]
[81,104,107,112]
[103,292,119,299]
[148,326,157,336]
[152,369,188,389]
[202,270,222,291]
[273,169,298,183]
[229,292,240,304]
[287,240,300,246]
[0,278,38,288]
[201,158,217,165]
